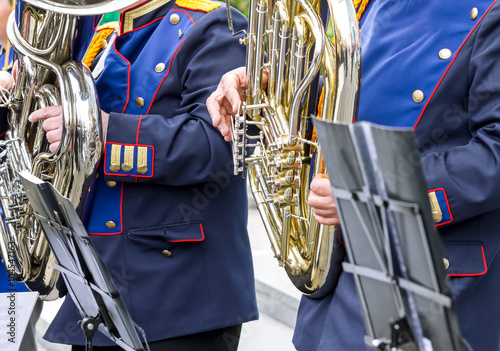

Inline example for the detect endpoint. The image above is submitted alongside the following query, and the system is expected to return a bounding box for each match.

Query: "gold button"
[135,97,145,108]
[101,39,108,49]
[155,63,165,73]
[106,221,117,229]
[170,14,180,24]
[439,48,452,60]
[432,211,442,223]
[137,165,148,174]
[106,181,117,187]
[162,250,172,258]
[412,90,424,103]
[470,7,478,20]
[443,258,450,270]
[121,163,132,172]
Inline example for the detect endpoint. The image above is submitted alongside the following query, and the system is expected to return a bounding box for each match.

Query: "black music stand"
[18,171,148,351]
[312,120,464,351]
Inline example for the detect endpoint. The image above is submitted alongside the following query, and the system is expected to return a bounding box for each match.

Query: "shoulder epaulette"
[83,26,118,68]
[175,0,222,13]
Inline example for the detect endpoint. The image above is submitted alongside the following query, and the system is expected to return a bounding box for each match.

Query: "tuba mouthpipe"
[328,0,361,124]
[287,0,325,145]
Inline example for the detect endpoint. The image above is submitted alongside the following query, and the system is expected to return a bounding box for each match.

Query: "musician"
[207,1,500,350]
[5,0,258,350]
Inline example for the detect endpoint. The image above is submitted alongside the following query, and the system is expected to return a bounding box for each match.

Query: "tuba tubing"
[0,0,141,300]
[233,0,361,295]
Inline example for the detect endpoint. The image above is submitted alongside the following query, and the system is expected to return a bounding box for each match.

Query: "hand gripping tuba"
[229,0,361,295]
[0,0,139,300]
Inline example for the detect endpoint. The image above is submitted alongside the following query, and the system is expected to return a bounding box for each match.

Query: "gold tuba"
[0,0,139,300]
[229,0,361,295]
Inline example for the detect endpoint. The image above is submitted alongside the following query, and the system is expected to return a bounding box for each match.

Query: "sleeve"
[420,6,500,227]
[103,7,248,186]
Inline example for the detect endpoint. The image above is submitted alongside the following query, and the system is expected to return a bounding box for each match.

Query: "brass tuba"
[229,0,361,294]
[0,0,139,300]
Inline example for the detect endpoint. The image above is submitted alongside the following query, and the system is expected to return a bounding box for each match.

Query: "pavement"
[32,195,301,351]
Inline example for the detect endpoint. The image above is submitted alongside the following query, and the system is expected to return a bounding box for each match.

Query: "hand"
[28,106,64,153]
[0,71,14,90]
[207,67,248,141]
[308,173,339,226]
[28,106,109,153]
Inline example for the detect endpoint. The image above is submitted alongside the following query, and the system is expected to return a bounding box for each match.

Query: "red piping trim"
[120,0,150,33]
[448,245,487,277]
[168,223,206,242]
[88,183,124,236]
[136,115,143,144]
[338,229,344,246]
[135,115,144,183]
[146,10,194,112]
[0,130,5,138]
[123,16,165,35]
[429,187,453,226]
[413,0,497,131]
[103,142,155,178]
[111,39,131,114]
[174,9,195,24]
[147,40,184,112]
[93,16,100,30]
[81,178,96,221]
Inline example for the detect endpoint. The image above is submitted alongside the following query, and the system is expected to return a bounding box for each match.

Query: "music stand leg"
[79,317,101,351]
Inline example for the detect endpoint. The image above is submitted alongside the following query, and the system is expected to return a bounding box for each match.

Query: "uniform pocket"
[441,241,487,277]
[128,221,205,242]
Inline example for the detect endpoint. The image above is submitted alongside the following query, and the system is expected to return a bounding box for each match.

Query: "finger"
[313,213,340,226]
[45,128,62,144]
[313,207,338,218]
[308,191,335,210]
[28,105,63,123]
[48,141,60,153]
[220,96,236,117]
[207,92,224,127]
[0,71,14,90]
[219,73,245,114]
[42,115,63,132]
[310,177,333,197]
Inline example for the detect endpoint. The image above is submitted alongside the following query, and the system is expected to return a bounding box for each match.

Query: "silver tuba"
[229,0,361,294]
[0,0,139,300]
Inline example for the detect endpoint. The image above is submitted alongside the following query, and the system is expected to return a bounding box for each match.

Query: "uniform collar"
[121,0,174,33]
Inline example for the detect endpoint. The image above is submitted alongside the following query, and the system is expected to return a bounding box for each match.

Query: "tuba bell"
[0,0,140,300]
[229,0,361,295]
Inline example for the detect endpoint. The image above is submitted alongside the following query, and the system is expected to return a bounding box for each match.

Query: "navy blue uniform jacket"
[44,0,258,346]
[294,1,500,350]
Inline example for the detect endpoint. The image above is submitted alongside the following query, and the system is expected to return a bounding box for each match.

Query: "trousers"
[71,324,243,351]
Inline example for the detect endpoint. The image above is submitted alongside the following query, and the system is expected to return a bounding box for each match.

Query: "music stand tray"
[312,120,463,351]
[19,171,148,351]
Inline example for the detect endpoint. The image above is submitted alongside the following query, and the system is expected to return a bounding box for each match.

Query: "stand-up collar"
[120,0,174,33]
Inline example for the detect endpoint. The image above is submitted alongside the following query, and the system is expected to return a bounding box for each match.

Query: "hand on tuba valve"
[208,67,268,142]
[28,105,110,153]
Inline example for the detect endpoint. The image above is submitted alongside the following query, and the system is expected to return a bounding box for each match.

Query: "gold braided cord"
[354,0,370,20]
[83,28,115,68]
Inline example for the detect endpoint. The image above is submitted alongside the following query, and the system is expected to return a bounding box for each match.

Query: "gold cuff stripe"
[137,147,149,174]
[122,145,135,172]
[110,144,121,172]
[428,191,443,223]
